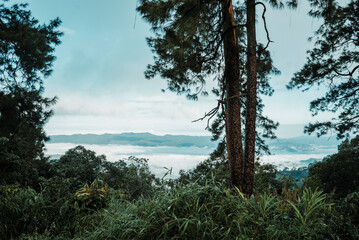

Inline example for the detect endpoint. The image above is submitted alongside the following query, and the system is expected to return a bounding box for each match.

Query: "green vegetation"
[1,0,359,239]
[304,135,359,198]
[0,2,62,189]
[288,0,359,138]
[1,142,359,239]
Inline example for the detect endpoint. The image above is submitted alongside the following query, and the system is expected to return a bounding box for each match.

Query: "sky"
[15,0,335,138]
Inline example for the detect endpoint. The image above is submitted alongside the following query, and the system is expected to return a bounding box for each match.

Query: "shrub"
[52,146,105,191]
[304,135,359,198]
[76,182,251,240]
[71,184,336,240]
[0,177,83,239]
[100,156,160,199]
[0,184,38,239]
[73,179,109,210]
[11,183,359,240]
[327,192,359,239]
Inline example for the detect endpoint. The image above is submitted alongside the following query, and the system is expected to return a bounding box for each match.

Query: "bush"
[73,179,109,210]
[52,146,105,191]
[0,184,38,239]
[327,192,359,239]
[52,146,159,199]
[7,181,358,240]
[68,183,336,240]
[100,156,160,199]
[177,159,297,194]
[176,158,230,186]
[2,145,358,239]
[0,177,86,239]
[75,182,250,240]
[304,135,359,198]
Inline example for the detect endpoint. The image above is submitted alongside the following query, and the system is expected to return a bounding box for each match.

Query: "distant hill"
[267,136,339,154]
[49,133,340,154]
[49,132,217,148]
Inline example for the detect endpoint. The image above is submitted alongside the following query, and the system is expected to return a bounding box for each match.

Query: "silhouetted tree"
[288,0,359,139]
[304,135,359,198]
[138,0,296,196]
[0,2,62,187]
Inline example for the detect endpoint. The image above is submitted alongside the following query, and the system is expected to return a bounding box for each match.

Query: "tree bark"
[221,0,244,190]
[243,0,257,197]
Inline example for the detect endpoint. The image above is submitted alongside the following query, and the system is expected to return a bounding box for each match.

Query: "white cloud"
[53,93,124,116]
[259,154,327,170]
[45,143,208,178]
[58,26,76,35]
[53,92,210,120]
[45,92,213,136]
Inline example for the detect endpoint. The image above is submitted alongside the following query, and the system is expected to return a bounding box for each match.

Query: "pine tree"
[138,0,296,196]
[288,0,359,139]
[0,2,62,186]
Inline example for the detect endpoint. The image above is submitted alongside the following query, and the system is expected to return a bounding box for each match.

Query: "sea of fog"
[45,143,333,178]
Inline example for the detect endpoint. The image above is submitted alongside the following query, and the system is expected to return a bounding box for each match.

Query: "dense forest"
[1,0,359,239]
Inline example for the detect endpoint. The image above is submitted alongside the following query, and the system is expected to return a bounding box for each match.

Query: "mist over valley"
[46,132,339,178]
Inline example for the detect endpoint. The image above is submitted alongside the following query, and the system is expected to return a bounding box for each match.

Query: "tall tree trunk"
[221,0,244,190]
[243,0,257,197]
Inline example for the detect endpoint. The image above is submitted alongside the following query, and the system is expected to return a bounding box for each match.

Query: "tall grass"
[67,183,337,240]
[2,180,358,240]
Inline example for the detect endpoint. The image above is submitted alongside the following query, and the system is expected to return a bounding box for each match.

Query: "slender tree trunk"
[221,0,244,190]
[243,0,257,197]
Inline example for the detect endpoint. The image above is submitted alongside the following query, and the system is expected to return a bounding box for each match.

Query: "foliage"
[0,143,160,239]
[287,188,330,226]
[0,184,38,239]
[73,179,109,211]
[1,177,115,239]
[0,125,54,188]
[176,158,230,186]
[288,0,359,139]
[137,0,280,157]
[303,135,359,198]
[177,158,297,194]
[254,162,281,193]
[52,146,105,191]
[0,2,62,188]
[326,191,359,239]
[1,171,358,240]
[52,145,159,199]
[29,183,349,240]
[0,2,62,92]
[101,156,160,199]
[0,177,75,239]
[281,166,308,185]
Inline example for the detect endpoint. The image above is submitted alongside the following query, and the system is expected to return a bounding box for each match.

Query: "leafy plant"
[288,188,330,226]
[73,179,109,210]
[304,135,359,198]
[0,184,39,239]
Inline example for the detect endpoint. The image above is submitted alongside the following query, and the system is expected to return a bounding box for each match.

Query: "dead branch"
[192,93,247,129]
[255,2,273,51]
[333,65,359,77]
[192,100,222,129]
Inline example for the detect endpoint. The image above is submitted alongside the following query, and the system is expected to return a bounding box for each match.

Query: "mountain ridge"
[49,132,216,148]
[49,132,340,155]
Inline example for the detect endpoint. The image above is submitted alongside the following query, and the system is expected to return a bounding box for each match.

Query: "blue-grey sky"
[19,0,334,137]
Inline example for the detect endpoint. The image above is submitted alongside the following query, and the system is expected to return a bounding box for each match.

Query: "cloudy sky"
[20,0,334,138]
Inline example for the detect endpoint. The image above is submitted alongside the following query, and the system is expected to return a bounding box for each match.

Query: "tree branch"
[333,65,359,77]
[255,2,273,51]
[192,93,247,129]
[192,100,221,129]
